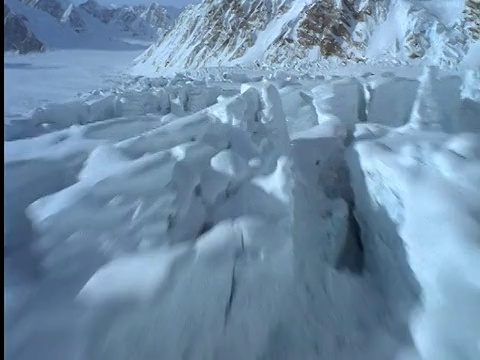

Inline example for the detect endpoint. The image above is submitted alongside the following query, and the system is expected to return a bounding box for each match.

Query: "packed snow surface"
[4,51,480,360]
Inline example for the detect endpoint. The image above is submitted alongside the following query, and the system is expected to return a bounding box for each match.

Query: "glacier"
[4,0,480,359]
[5,62,480,360]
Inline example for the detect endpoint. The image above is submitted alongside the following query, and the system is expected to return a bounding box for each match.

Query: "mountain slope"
[5,0,94,51]
[4,0,176,53]
[4,3,46,54]
[78,0,174,39]
[134,0,480,73]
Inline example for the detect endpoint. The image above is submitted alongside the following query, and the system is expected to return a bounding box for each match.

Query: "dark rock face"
[4,4,46,54]
[21,0,87,32]
[5,0,173,52]
[79,0,113,24]
[79,0,172,38]
[465,0,480,40]
[21,0,65,20]
[59,5,87,33]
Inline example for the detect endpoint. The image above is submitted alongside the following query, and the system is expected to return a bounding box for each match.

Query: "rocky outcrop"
[79,0,173,38]
[266,0,380,64]
[10,0,174,45]
[4,4,45,54]
[77,0,110,23]
[17,0,87,32]
[61,3,87,32]
[133,0,387,71]
[135,0,298,70]
[21,0,66,19]
[464,0,480,40]
[135,0,478,72]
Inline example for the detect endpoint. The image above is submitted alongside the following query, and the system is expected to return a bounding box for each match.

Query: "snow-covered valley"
[3,46,149,116]
[4,48,148,117]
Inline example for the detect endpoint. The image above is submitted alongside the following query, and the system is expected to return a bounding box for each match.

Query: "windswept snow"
[4,47,480,360]
[77,245,188,305]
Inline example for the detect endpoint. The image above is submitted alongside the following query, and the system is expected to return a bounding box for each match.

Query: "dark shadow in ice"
[346,146,421,345]
[4,155,86,285]
[335,210,364,274]
[4,155,109,360]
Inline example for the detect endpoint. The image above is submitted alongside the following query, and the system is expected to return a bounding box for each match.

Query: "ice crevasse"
[6,66,480,360]
[346,68,480,360]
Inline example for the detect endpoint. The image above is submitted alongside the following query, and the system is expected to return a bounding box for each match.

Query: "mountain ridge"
[4,0,177,53]
[134,0,480,73]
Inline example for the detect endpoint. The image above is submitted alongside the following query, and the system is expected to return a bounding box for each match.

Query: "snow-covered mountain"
[3,0,178,53]
[20,0,89,32]
[78,0,174,38]
[134,0,480,73]
[4,3,46,53]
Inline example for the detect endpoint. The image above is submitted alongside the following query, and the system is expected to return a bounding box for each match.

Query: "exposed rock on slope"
[79,0,173,38]
[19,0,87,32]
[21,0,69,20]
[464,0,480,40]
[136,0,293,69]
[264,0,382,63]
[134,0,479,73]
[4,4,45,54]
[4,0,177,53]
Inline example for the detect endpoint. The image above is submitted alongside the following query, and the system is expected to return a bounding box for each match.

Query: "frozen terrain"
[4,47,480,360]
[4,0,480,357]
[4,48,147,117]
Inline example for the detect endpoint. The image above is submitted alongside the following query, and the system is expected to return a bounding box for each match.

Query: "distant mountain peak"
[134,0,478,73]
[4,3,46,54]
[4,0,178,53]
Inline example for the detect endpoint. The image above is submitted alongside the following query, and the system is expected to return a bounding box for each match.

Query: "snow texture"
[4,47,480,360]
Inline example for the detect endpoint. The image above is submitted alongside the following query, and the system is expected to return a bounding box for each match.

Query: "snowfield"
[4,54,480,360]
[4,48,148,117]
